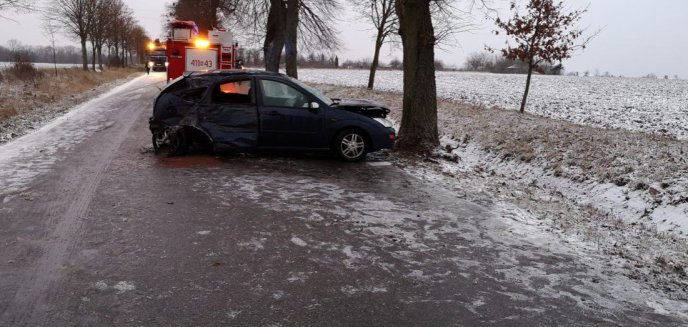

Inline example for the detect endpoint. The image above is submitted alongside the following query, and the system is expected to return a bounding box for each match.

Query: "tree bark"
[284,0,299,78]
[80,37,88,71]
[263,0,286,73]
[520,61,534,113]
[91,43,97,71]
[394,0,439,153]
[367,31,384,90]
[52,47,58,77]
[97,45,104,71]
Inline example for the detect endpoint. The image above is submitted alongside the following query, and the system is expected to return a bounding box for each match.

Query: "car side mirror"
[309,102,320,110]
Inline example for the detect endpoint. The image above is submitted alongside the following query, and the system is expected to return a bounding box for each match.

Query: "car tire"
[152,128,188,157]
[333,129,369,162]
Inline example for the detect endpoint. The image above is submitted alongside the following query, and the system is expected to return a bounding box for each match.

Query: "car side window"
[212,79,252,104]
[260,80,309,108]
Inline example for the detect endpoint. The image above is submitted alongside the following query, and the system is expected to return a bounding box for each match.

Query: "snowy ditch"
[299,69,688,140]
[438,137,688,235]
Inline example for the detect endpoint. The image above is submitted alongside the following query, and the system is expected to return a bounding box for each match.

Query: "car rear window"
[212,79,252,104]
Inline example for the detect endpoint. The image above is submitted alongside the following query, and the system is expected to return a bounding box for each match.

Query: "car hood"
[332,98,390,118]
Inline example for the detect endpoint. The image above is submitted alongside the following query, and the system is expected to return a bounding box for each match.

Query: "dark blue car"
[150,70,396,161]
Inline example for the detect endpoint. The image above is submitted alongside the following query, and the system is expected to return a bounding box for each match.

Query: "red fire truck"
[165,20,241,81]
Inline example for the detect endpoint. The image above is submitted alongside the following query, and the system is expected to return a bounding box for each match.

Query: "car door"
[257,78,325,148]
[198,77,258,150]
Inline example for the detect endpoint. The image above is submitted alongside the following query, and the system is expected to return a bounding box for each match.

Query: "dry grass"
[0,67,141,121]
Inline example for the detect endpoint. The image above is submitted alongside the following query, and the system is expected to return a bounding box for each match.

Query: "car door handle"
[267,111,281,116]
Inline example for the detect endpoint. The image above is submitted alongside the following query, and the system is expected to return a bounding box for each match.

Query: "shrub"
[9,54,43,82]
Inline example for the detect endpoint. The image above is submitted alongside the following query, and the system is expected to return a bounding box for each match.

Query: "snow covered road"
[0,73,686,326]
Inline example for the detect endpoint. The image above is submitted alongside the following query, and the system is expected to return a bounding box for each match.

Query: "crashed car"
[149,70,396,161]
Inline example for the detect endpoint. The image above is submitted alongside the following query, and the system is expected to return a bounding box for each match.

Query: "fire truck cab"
[165,21,240,81]
[147,39,167,72]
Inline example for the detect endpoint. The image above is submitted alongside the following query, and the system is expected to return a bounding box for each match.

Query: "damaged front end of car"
[332,98,391,118]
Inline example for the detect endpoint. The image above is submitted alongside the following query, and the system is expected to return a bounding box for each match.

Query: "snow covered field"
[299,69,688,140]
[0,61,81,69]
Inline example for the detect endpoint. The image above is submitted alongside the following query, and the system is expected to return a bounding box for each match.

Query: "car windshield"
[288,77,332,105]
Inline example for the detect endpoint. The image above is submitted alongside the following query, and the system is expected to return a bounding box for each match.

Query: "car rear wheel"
[152,128,188,157]
[334,129,368,162]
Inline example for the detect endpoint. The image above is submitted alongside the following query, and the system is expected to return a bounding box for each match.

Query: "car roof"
[186,69,284,79]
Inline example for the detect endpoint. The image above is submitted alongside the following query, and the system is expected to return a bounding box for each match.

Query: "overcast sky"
[1,0,687,78]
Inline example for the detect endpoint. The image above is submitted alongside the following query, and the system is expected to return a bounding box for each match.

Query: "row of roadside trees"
[44,0,149,71]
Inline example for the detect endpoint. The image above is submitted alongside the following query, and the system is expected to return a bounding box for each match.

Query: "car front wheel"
[334,129,368,162]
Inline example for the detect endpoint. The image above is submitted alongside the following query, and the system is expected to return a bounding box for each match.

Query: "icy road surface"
[299,69,688,140]
[0,73,686,326]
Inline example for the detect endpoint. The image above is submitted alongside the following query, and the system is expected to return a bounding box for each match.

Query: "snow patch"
[290,237,308,247]
[94,281,108,291]
[113,281,136,293]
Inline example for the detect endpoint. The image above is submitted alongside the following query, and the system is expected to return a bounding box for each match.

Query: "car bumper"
[370,127,396,150]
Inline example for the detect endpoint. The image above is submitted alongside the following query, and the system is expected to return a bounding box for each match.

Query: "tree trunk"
[97,45,104,71]
[114,44,120,66]
[91,43,97,71]
[80,37,89,71]
[284,0,299,78]
[52,47,58,77]
[520,62,534,113]
[367,31,384,90]
[394,0,439,153]
[263,0,286,72]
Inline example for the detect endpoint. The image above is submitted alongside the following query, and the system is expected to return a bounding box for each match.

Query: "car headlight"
[165,62,169,67]
[148,61,154,67]
[373,117,393,128]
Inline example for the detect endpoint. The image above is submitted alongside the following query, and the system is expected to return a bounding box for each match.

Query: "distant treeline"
[236,48,451,71]
[237,48,340,68]
[237,48,341,69]
[0,43,82,64]
[462,52,564,75]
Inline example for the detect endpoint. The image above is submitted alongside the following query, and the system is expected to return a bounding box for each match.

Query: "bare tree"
[0,0,33,19]
[51,0,94,71]
[284,0,298,77]
[392,0,490,153]
[351,0,398,89]
[225,0,339,76]
[262,0,286,72]
[168,0,238,35]
[104,0,125,66]
[394,0,438,152]
[492,0,592,113]
[41,15,60,76]
[87,0,111,71]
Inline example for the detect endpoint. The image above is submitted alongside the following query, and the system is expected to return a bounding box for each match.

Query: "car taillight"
[389,133,396,140]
